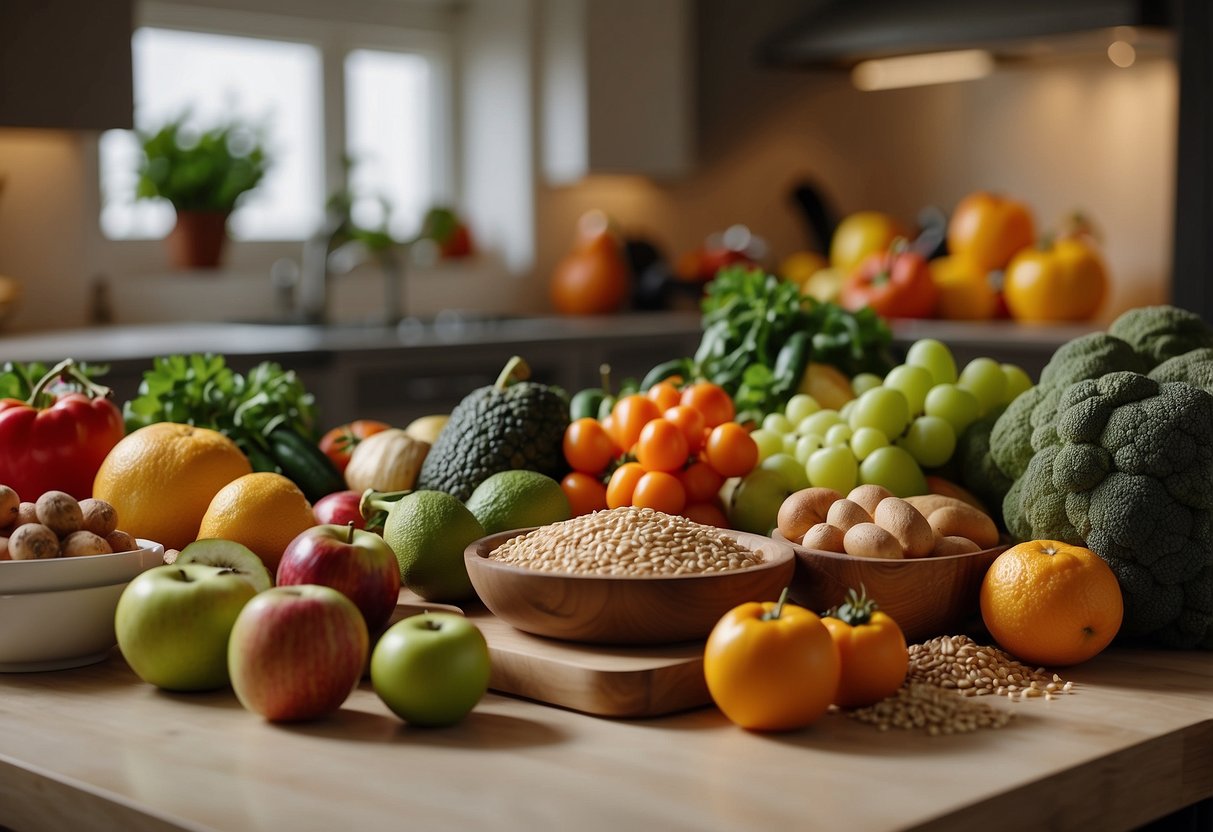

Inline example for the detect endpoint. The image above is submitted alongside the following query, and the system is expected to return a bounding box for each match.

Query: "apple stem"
[761,587,790,622]
[422,618,442,631]
[177,568,192,583]
[346,521,356,544]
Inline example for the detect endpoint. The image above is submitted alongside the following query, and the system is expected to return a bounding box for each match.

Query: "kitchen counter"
[0,639,1209,831]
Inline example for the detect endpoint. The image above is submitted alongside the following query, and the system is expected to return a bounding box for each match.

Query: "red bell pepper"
[840,242,939,319]
[0,359,125,500]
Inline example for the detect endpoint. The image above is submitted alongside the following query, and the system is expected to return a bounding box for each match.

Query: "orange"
[93,423,253,551]
[197,472,316,573]
[979,540,1123,666]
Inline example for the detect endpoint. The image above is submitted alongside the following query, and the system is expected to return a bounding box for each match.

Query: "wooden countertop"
[0,643,1209,831]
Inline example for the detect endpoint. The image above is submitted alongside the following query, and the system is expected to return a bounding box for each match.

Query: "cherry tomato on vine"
[606,462,646,509]
[631,470,686,515]
[663,404,707,453]
[680,382,735,428]
[561,471,608,517]
[609,395,661,452]
[635,418,689,473]
[563,417,617,474]
[702,422,758,478]
[646,380,683,412]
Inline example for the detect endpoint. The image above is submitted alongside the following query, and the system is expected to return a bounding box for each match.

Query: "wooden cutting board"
[393,591,710,719]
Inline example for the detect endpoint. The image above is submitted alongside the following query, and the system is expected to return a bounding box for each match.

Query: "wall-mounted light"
[851,49,995,92]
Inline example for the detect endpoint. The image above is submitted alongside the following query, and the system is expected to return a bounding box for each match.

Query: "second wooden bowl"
[465,527,795,646]
[774,530,1006,643]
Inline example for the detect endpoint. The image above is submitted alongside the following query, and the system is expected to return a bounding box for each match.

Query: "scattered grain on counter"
[908,635,1075,702]
[488,506,763,576]
[848,683,1013,734]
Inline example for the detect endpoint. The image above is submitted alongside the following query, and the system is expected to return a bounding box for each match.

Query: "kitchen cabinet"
[539,0,694,183]
[0,0,134,130]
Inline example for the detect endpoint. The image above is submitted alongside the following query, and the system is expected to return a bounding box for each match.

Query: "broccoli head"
[990,332,1147,481]
[1003,371,1213,647]
[1107,304,1213,366]
[1149,347,1213,394]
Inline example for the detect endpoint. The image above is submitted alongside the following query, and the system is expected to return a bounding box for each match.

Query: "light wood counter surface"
[0,643,1209,831]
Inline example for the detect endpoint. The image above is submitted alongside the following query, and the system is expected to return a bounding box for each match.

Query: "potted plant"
[136,115,270,269]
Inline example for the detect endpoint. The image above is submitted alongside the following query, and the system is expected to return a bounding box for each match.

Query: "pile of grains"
[847,683,1013,734]
[907,634,1075,701]
[488,506,763,576]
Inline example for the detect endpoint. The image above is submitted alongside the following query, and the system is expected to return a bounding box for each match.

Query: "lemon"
[196,472,315,573]
[382,490,485,602]
[404,414,449,445]
[465,470,571,535]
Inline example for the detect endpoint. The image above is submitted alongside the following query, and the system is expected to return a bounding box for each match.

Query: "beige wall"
[0,2,1177,333]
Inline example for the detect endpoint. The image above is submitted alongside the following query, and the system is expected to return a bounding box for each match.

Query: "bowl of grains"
[465,506,796,645]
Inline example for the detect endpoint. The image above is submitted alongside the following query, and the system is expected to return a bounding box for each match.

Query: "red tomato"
[319,420,392,475]
[840,247,939,320]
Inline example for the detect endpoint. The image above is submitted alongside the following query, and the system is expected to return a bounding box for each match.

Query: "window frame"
[84,0,456,275]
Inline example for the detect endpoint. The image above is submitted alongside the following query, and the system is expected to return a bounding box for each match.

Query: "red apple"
[227,585,369,722]
[277,523,401,634]
[313,490,366,529]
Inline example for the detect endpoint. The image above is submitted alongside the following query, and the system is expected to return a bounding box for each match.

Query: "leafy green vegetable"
[123,354,318,455]
[663,266,895,422]
[0,361,111,406]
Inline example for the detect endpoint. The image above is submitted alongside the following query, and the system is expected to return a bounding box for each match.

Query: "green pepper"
[568,364,613,421]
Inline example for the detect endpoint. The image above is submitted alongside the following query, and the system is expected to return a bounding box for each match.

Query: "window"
[98,11,450,245]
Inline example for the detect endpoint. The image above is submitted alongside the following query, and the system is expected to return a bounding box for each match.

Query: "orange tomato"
[646,380,683,412]
[1003,238,1108,323]
[561,471,608,517]
[319,419,391,475]
[606,462,646,509]
[682,500,728,528]
[821,589,908,709]
[550,211,630,316]
[635,418,689,473]
[631,470,686,515]
[704,590,841,731]
[946,191,1035,274]
[609,394,661,452]
[980,540,1123,666]
[562,417,617,475]
[663,405,707,453]
[678,460,725,504]
[702,422,758,478]
[680,382,735,428]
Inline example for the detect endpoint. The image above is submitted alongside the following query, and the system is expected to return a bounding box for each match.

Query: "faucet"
[295,212,406,326]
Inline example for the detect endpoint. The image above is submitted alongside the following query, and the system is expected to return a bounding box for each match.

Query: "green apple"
[727,468,794,536]
[115,564,257,692]
[370,612,491,727]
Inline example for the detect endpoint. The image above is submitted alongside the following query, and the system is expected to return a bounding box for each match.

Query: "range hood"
[760,0,1173,69]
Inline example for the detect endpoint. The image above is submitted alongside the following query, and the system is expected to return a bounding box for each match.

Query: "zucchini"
[240,440,281,474]
[267,427,346,502]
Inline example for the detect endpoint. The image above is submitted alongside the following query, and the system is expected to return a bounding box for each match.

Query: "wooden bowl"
[465,527,795,645]
[774,530,1006,643]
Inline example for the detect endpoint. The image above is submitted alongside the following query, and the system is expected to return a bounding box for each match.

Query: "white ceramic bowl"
[0,540,165,672]
[0,540,164,594]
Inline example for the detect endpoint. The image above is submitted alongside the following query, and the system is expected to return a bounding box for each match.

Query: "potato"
[776,487,843,541]
[9,523,60,560]
[35,491,83,538]
[826,498,872,534]
[60,530,113,558]
[0,485,18,530]
[873,497,935,558]
[933,536,981,557]
[843,522,904,560]
[79,499,119,538]
[802,522,845,553]
[106,529,137,554]
[847,484,894,517]
[14,501,37,528]
[927,505,1000,549]
[904,494,973,519]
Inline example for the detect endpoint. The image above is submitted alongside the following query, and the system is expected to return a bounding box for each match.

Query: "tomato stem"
[762,587,791,621]
[27,358,113,407]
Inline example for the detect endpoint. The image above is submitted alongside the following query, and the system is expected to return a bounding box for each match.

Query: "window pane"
[345,49,432,240]
[100,27,324,241]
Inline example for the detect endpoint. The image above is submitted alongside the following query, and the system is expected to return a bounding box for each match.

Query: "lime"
[465,470,571,535]
[382,491,485,603]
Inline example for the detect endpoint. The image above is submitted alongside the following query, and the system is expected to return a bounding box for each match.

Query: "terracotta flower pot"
[166,211,230,270]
